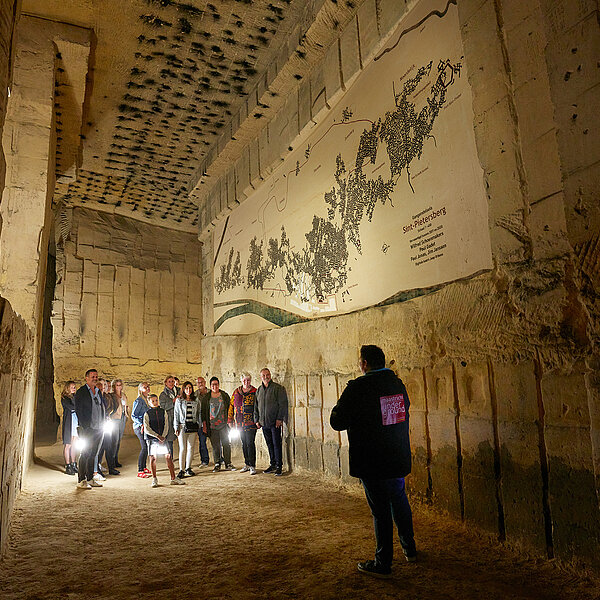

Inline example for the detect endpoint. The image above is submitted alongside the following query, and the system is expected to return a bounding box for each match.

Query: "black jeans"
[210,427,231,465]
[262,425,282,468]
[360,477,416,568]
[197,430,209,464]
[114,415,126,463]
[134,426,148,472]
[102,428,118,470]
[241,428,257,467]
[78,428,103,482]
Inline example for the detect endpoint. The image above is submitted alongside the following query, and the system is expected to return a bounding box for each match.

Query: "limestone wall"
[0,2,37,557]
[0,0,18,203]
[0,298,35,553]
[51,207,204,411]
[198,0,600,569]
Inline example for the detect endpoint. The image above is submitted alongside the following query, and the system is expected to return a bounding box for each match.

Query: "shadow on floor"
[33,454,63,473]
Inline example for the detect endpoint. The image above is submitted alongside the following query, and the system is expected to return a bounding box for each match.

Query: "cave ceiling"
[22,0,310,232]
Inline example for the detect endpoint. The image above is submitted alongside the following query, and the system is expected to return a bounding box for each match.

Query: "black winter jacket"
[330,368,411,480]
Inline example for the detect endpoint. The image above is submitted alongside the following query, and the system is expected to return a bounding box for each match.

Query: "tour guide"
[330,345,417,578]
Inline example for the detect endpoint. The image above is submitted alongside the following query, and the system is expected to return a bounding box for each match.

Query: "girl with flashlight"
[144,394,184,488]
[174,381,201,478]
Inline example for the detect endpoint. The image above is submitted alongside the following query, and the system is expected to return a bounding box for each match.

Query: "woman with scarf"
[228,373,258,475]
[173,381,202,478]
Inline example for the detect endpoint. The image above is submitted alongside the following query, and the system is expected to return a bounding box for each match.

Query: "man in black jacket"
[330,345,416,578]
[74,369,106,489]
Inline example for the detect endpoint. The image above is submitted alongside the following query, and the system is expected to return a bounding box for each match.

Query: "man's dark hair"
[360,345,385,369]
[209,376,219,384]
[85,368,98,378]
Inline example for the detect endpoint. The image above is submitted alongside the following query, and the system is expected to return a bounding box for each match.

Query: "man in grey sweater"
[254,368,288,476]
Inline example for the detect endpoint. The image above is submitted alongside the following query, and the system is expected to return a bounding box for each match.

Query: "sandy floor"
[0,437,598,600]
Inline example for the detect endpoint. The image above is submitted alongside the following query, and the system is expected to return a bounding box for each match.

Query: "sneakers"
[185,468,196,477]
[249,467,257,475]
[274,467,283,476]
[93,472,106,482]
[239,466,250,473]
[357,560,391,578]
[212,463,221,472]
[176,470,185,479]
[263,465,276,474]
[115,462,122,468]
[225,464,236,471]
[108,469,120,475]
[89,479,103,488]
[137,471,150,478]
[170,478,185,485]
[151,478,159,488]
[404,552,417,563]
[65,464,75,476]
[77,480,92,489]
[198,462,209,468]
[143,468,151,474]
[71,462,78,473]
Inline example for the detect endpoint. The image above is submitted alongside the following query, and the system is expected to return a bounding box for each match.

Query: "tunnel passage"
[0,0,599,582]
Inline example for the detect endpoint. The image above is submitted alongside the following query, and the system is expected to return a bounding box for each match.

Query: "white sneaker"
[249,467,257,475]
[93,473,106,482]
[240,466,250,473]
[151,478,159,488]
[170,478,185,485]
[77,480,91,489]
[89,479,103,487]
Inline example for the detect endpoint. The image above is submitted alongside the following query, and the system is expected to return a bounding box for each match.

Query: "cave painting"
[213,0,492,334]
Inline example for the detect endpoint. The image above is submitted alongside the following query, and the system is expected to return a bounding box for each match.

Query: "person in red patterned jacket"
[330,344,417,579]
[228,373,258,475]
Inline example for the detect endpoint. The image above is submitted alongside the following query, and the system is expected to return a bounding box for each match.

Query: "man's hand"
[275,419,283,428]
[256,422,262,429]
[158,436,165,443]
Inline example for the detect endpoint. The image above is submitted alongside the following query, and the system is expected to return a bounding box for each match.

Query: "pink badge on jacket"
[380,394,406,426]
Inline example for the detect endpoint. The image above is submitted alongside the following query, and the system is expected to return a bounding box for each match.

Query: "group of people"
[61,345,417,578]
[62,367,288,489]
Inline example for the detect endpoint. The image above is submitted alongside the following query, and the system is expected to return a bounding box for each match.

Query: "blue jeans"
[262,425,282,468]
[134,427,148,472]
[360,477,416,568]
[197,430,209,464]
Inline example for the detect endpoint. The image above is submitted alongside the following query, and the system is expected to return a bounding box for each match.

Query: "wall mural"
[212,0,492,334]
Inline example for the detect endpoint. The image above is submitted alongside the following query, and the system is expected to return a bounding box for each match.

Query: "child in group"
[143,393,185,488]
